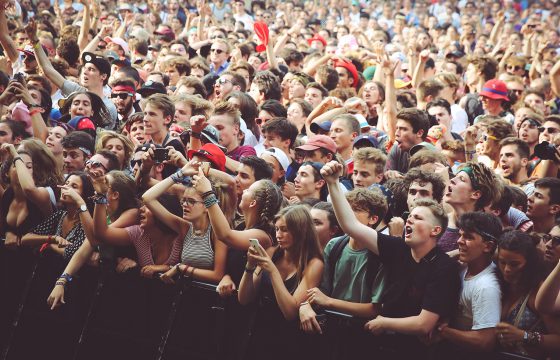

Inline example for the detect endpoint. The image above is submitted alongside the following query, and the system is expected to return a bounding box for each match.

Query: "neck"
[66,204,79,219]
[87,83,104,97]
[475,79,484,93]
[191,215,210,232]
[349,237,366,250]
[533,216,555,233]
[452,202,475,223]
[226,139,239,152]
[410,240,436,262]
[529,143,537,156]
[466,257,492,278]
[13,185,26,200]
[339,146,352,161]
[245,210,257,229]
[151,129,168,145]
[511,169,529,185]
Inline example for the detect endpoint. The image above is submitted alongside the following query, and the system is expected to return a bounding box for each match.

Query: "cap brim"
[480,92,508,101]
[296,144,320,151]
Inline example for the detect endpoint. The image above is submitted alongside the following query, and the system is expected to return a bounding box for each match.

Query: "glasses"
[210,48,225,54]
[130,159,142,168]
[542,234,560,247]
[216,78,232,85]
[539,126,560,134]
[482,134,498,141]
[86,160,108,172]
[507,65,522,71]
[255,118,272,125]
[210,35,225,39]
[511,89,524,95]
[111,93,133,100]
[181,198,204,206]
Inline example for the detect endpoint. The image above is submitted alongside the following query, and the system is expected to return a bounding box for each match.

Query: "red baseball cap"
[187,143,226,172]
[333,59,359,89]
[479,79,509,101]
[296,135,337,154]
[307,34,327,47]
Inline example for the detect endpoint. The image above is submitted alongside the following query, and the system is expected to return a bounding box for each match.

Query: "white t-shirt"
[454,263,502,331]
[451,104,469,134]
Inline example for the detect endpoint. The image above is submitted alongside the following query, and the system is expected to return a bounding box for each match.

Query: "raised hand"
[190,115,208,134]
[320,161,343,185]
[24,18,38,43]
[191,167,212,193]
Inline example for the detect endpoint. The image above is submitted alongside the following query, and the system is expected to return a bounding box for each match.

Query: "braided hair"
[252,180,284,244]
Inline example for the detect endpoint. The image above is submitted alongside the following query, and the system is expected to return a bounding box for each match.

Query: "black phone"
[11,72,25,85]
[153,147,169,164]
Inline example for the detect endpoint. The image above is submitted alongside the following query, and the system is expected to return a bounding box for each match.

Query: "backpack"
[327,235,382,292]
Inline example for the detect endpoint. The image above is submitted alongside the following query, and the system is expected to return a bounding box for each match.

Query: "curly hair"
[486,120,514,141]
[404,168,446,204]
[346,187,388,224]
[458,162,503,210]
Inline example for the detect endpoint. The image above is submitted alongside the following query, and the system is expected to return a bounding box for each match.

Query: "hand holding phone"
[249,238,265,256]
[153,147,169,164]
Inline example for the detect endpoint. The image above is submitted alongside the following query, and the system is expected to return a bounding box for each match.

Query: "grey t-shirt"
[61,80,117,130]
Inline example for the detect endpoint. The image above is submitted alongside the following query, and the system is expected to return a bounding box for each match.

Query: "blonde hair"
[96,131,135,169]
[352,147,387,176]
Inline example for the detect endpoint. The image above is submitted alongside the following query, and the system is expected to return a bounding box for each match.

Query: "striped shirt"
[181,225,214,270]
[126,225,182,267]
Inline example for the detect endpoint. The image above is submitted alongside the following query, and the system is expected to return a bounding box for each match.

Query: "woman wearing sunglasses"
[1,140,62,248]
[46,171,140,309]
[142,161,233,284]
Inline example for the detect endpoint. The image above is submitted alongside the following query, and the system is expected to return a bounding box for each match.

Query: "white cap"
[262,147,290,171]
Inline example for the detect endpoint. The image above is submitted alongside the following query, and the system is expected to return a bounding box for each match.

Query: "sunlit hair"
[96,131,135,170]
[274,205,323,282]
[106,170,139,220]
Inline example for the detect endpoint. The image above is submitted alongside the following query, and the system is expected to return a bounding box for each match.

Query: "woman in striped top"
[142,161,230,284]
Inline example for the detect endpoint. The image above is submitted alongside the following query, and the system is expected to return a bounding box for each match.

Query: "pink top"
[126,225,183,267]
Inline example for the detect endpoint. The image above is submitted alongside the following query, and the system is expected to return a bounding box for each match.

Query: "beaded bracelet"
[203,193,218,208]
[59,273,73,282]
[91,193,108,204]
[170,170,192,186]
[55,281,66,287]
[201,190,214,199]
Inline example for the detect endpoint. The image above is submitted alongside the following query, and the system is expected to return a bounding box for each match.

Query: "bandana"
[459,166,478,190]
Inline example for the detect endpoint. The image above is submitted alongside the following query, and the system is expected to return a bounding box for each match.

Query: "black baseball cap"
[81,52,111,77]
[137,80,167,97]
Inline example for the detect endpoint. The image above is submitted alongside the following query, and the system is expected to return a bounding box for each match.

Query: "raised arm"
[0,2,19,65]
[77,0,91,51]
[320,161,380,254]
[12,81,49,141]
[25,19,65,89]
[91,174,131,246]
[2,144,52,213]
[551,58,560,98]
[411,49,429,89]
[192,168,269,250]
[536,260,560,315]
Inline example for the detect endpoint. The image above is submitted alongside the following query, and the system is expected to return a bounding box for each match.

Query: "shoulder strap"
[513,293,531,328]
[328,235,350,283]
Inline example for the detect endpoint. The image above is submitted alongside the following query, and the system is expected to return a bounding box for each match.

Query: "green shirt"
[320,236,386,304]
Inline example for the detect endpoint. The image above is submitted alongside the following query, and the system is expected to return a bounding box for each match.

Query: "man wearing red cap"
[473,79,514,124]
[307,34,327,52]
[334,59,359,89]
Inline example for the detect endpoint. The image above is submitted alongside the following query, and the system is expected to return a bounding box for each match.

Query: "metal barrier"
[0,246,540,360]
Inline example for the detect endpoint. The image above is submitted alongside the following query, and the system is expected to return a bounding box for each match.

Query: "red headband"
[112,85,136,94]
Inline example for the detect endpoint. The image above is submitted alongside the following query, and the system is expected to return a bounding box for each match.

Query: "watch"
[79,204,88,213]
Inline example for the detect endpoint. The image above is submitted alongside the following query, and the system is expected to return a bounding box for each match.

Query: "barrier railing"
[0,246,539,360]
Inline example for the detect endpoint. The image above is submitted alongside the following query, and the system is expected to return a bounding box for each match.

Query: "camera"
[534,141,559,161]
[11,72,25,85]
[153,147,169,164]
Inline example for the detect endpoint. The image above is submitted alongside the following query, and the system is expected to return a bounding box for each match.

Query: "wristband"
[245,266,255,274]
[300,301,309,307]
[12,157,23,165]
[201,190,214,199]
[29,108,42,116]
[91,193,108,204]
[170,170,192,186]
[203,193,218,208]
[55,281,66,287]
[191,132,201,139]
[59,273,73,282]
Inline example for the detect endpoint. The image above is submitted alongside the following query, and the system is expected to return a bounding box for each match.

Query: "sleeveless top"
[1,186,54,238]
[503,293,547,357]
[125,225,182,267]
[181,224,214,270]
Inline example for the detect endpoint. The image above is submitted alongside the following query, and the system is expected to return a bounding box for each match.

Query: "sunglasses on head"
[482,134,498,141]
[210,48,224,54]
[86,160,108,172]
[50,121,75,133]
[542,234,560,247]
[111,92,133,100]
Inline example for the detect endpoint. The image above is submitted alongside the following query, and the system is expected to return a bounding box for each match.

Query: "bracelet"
[59,273,73,282]
[170,170,192,186]
[12,157,23,165]
[33,42,41,50]
[245,266,255,274]
[55,281,66,287]
[47,234,54,243]
[203,193,218,208]
[527,331,542,346]
[28,103,42,109]
[91,193,108,204]
[29,108,41,116]
[300,301,309,307]
[191,132,201,139]
[465,150,476,154]
[201,190,214,199]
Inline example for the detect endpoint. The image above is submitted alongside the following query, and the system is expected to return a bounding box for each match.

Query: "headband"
[460,166,479,190]
[78,146,92,156]
[112,85,136,94]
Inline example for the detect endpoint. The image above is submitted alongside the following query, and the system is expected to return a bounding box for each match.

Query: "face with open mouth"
[404,206,439,246]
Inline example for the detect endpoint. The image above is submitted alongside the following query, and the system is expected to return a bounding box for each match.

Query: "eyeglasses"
[181,198,204,207]
[539,126,560,134]
[86,160,108,172]
[482,134,498,141]
[216,78,232,86]
[210,48,225,54]
[130,159,142,168]
[542,234,560,247]
[111,92,133,100]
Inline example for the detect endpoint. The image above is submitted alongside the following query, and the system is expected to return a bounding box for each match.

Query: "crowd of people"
[1,0,560,358]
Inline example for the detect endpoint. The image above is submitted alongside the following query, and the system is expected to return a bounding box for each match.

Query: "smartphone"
[201,161,210,176]
[11,72,25,85]
[249,238,262,254]
[153,147,169,163]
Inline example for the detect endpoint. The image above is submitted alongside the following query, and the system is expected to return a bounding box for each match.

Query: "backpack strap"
[328,235,350,284]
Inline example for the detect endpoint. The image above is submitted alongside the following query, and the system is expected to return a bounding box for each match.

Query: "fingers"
[311,317,322,334]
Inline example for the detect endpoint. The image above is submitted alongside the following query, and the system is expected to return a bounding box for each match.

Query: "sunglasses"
[507,65,522,71]
[86,160,108,172]
[181,198,204,207]
[543,234,560,247]
[216,78,232,86]
[130,159,142,168]
[255,118,271,126]
[210,48,225,54]
[539,126,560,134]
[111,92,133,100]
